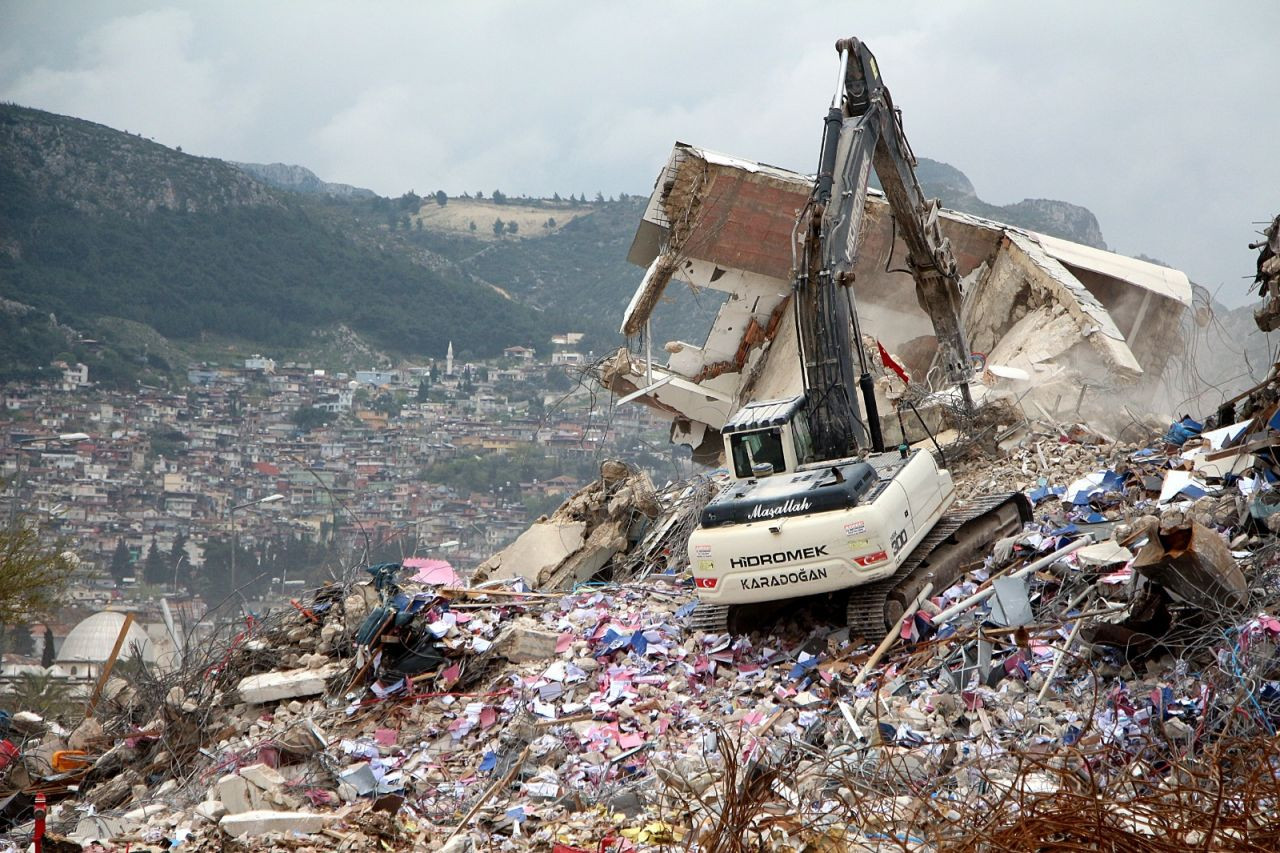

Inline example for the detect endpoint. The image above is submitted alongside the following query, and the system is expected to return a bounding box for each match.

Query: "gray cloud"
[1,0,1275,304]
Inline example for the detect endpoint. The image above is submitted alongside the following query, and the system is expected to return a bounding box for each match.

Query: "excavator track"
[846,492,1030,637]
[688,603,732,634]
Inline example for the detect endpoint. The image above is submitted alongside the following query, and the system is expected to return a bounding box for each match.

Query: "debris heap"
[6,415,1280,851]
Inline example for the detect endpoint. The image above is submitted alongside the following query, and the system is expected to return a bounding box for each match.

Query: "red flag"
[877,340,910,384]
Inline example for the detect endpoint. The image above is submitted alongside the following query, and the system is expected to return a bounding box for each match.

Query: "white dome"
[57,611,153,664]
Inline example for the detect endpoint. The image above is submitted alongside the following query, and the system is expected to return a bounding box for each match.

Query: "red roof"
[254,462,281,476]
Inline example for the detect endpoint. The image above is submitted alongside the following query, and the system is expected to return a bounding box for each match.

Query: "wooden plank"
[84,612,134,718]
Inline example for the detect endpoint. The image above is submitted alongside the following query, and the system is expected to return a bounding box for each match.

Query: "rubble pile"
[7,409,1280,849]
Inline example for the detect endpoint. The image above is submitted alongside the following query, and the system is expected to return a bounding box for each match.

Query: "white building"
[55,361,90,391]
[245,355,276,372]
[355,369,397,387]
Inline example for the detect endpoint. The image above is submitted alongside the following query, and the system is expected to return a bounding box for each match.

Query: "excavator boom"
[797,38,973,461]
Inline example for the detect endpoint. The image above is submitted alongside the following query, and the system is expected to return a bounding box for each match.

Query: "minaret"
[446,341,454,376]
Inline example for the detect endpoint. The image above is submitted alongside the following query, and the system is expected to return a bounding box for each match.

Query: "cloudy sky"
[2,1,1276,305]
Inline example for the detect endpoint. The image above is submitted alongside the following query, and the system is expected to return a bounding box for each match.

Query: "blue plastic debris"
[1162,416,1203,447]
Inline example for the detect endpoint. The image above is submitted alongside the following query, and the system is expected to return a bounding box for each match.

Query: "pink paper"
[440,663,461,687]
[404,557,462,586]
[617,733,644,749]
[479,706,498,728]
[555,632,574,653]
[374,728,397,746]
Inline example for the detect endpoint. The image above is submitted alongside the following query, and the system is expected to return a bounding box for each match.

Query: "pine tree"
[169,532,189,587]
[110,538,130,583]
[143,539,167,584]
[41,625,55,667]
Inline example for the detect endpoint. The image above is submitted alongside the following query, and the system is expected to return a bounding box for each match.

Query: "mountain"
[0,103,550,384]
[898,158,1107,248]
[0,101,1115,387]
[233,162,376,198]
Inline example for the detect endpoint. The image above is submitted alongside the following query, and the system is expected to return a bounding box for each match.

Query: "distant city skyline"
[2,1,1277,305]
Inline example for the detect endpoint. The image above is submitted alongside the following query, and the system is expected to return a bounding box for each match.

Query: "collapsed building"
[601,143,1192,460]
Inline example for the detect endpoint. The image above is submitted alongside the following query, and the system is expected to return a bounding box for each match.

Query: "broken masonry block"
[497,627,561,662]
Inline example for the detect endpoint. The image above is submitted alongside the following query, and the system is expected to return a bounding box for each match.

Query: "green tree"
[415,379,430,402]
[468,220,477,232]
[143,538,167,584]
[169,532,189,586]
[41,625,55,667]
[435,190,448,207]
[109,537,130,583]
[292,406,331,432]
[492,217,504,236]
[505,220,518,235]
[0,526,77,625]
[7,671,76,720]
[4,624,34,657]
[492,189,507,205]
[372,392,402,418]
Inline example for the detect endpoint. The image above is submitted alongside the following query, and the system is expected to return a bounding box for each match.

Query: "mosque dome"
[56,611,153,664]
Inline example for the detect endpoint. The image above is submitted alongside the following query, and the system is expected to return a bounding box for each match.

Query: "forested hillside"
[0,104,550,383]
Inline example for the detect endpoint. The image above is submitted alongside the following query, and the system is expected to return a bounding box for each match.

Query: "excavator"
[687,38,1030,636]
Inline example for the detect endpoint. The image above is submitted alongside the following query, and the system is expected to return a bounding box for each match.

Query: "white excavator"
[687,38,1030,636]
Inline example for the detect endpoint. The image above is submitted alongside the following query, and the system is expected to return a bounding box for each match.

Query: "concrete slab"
[238,664,339,703]
[219,809,333,838]
[477,519,587,583]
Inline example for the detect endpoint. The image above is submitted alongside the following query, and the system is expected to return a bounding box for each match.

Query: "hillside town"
[0,339,673,692]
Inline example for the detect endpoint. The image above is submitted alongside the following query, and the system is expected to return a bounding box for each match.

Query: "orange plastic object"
[51,749,91,772]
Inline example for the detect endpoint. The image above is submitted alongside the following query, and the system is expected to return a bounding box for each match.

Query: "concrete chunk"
[237,664,339,703]
[219,809,333,838]
[217,773,253,815]
[240,762,287,792]
[499,626,561,662]
[195,800,228,822]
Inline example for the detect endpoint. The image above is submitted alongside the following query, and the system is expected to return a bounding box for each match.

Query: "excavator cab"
[722,395,815,480]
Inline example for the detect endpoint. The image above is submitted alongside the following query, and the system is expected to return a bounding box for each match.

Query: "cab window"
[730,428,785,477]
[791,414,814,464]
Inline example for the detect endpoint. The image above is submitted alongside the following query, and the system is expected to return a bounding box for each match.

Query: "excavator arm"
[796,37,973,460]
